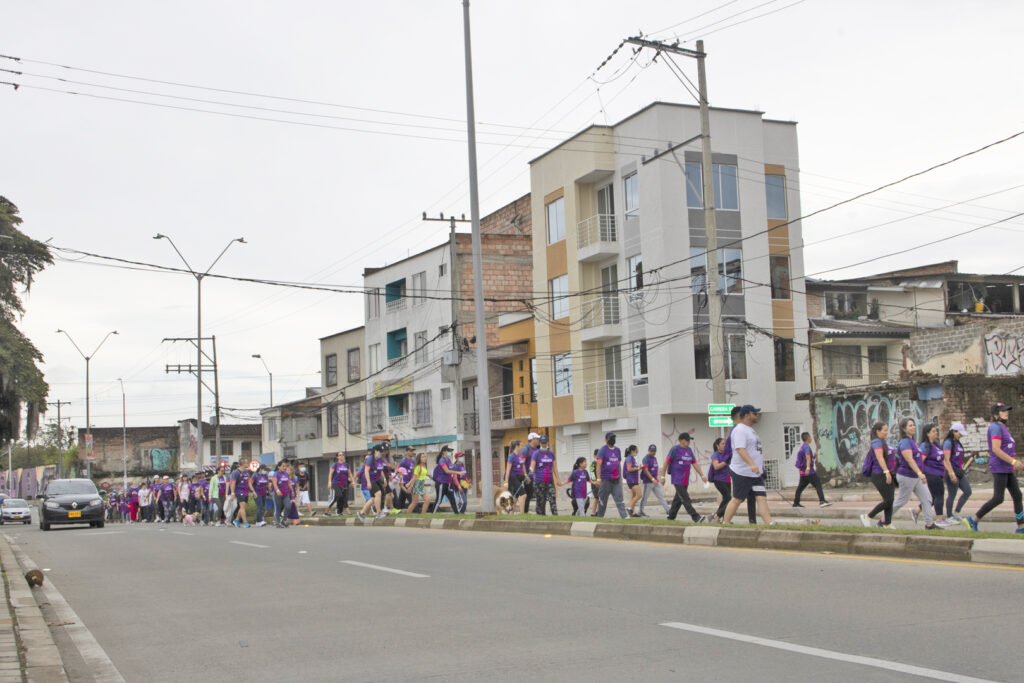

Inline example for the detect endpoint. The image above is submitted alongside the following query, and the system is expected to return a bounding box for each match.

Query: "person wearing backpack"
[860,422,895,528]
[529,435,561,515]
[942,423,971,522]
[431,446,462,514]
[791,432,832,508]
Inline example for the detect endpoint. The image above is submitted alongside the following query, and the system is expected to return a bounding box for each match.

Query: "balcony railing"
[387,355,407,369]
[577,214,617,249]
[463,412,479,435]
[813,370,899,389]
[389,414,409,429]
[385,297,406,313]
[580,294,620,328]
[489,393,530,423]
[584,379,625,410]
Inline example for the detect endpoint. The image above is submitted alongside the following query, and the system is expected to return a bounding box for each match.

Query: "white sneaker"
[859,513,872,528]
[935,518,954,528]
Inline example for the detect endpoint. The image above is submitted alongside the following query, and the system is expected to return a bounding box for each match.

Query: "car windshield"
[4,499,26,507]
[45,480,98,496]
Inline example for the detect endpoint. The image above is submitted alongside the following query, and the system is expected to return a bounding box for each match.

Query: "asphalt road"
[5,521,1023,682]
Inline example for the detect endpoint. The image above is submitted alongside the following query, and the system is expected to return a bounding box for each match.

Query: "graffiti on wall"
[0,465,58,498]
[985,331,1024,375]
[146,448,177,471]
[818,392,924,473]
[178,421,199,469]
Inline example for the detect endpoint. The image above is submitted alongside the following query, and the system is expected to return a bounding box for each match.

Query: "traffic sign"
[708,415,732,427]
[707,403,735,415]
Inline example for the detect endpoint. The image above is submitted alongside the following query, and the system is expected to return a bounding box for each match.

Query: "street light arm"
[117,377,125,396]
[252,354,270,375]
[55,329,86,360]
[202,238,246,277]
[154,234,197,275]
[88,330,119,358]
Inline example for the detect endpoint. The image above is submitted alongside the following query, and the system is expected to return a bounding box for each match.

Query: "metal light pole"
[56,328,118,479]
[154,234,245,467]
[118,378,127,492]
[252,354,273,406]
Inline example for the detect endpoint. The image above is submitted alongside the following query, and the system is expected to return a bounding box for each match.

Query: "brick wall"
[480,193,531,236]
[937,375,1024,484]
[806,291,823,318]
[455,231,534,347]
[906,322,986,364]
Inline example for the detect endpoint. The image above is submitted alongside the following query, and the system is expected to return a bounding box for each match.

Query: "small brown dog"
[493,486,515,515]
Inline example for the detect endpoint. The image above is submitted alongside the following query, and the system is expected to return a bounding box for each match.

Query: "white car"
[1,499,32,525]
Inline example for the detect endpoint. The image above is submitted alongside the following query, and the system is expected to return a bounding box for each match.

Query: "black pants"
[944,473,971,517]
[710,482,754,520]
[868,473,894,525]
[924,473,945,518]
[794,473,826,505]
[395,488,411,510]
[432,482,461,513]
[327,484,348,513]
[668,487,700,522]
[976,472,1024,522]
[522,480,534,514]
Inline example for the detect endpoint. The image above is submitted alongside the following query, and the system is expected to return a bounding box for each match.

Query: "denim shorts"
[361,489,372,502]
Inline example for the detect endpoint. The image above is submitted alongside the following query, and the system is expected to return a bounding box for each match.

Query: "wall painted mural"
[815,391,925,478]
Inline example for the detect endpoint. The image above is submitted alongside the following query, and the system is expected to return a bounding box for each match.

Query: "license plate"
[68,511,81,518]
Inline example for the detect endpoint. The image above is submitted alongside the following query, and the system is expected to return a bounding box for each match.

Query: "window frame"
[765,173,787,220]
[326,404,339,437]
[546,197,566,244]
[774,338,796,382]
[627,254,644,291]
[553,352,573,397]
[413,390,432,427]
[410,271,427,305]
[347,401,362,435]
[413,330,428,365]
[367,344,381,375]
[347,348,360,382]
[325,354,338,387]
[632,339,648,386]
[549,274,569,320]
[366,287,381,319]
[684,162,739,211]
[624,172,639,217]
[769,255,791,300]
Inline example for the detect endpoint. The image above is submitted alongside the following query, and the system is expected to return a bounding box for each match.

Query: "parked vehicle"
[0,498,31,525]
[38,479,104,531]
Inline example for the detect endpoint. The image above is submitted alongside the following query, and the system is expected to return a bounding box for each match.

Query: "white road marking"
[660,622,995,683]
[298,550,308,554]
[340,560,429,578]
[172,531,193,536]
[86,531,123,536]
[230,541,269,549]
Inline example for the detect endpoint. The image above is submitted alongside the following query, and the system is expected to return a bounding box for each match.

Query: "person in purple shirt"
[792,432,832,508]
[522,433,541,514]
[567,457,591,517]
[664,433,707,523]
[359,445,390,520]
[503,439,530,513]
[890,418,945,529]
[396,447,416,511]
[595,432,628,518]
[326,453,351,516]
[251,467,270,526]
[708,437,732,522]
[860,422,896,528]
[623,445,642,517]
[271,461,294,528]
[942,422,971,522]
[638,444,670,517]
[430,446,462,514]
[160,476,175,523]
[450,452,469,514]
[529,435,561,515]
[967,403,1024,532]
[229,464,252,528]
[918,423,951,526]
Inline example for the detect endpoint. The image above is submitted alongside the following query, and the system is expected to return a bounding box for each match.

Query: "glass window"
[783,424,802,461]
[694,333,747,379]
[553,353,572,397]
[822,346,862,378]
[440,387,451,401]
[624,173,639,217]
[627,254,643,291]
[765,174,787,219]
[690,248,742,294]
[530,357,538,402]
[774,338,795,382]
[267,417,278,441]
[347,402,361,434]
[386,328,407,363]
[546,197,565,244]
[367,344,381,375]
[549,275,569,320]
[410,271,427,304]
[632,340,648,386]
[770,255,791,300]
[413,390,432,427]
[326,404,339,437]
[685,162,703,209]
[438,262,447,278]
[414,330,428,364]
[325,354,337,386]
[685,162,739,210]
[366,288,380,319]
[366,398,385,432]
[347,348,360,382]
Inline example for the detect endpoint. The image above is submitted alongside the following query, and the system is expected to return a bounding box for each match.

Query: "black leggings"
[713,481,756,522]
[794,473,826,505]
[924,473,945,518]
[432,483,461,514]
[976,472,1024,522]
[867,473,894,525]
[944,473,971,517]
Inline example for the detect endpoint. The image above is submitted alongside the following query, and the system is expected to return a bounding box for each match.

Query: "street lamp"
[153,234,245,467]
[56,328,118,478]
[251,354,273,406]
[118,378,127,492]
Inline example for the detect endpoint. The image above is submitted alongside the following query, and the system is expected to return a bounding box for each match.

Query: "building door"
[868,346,887,384]
[600,264,619,323]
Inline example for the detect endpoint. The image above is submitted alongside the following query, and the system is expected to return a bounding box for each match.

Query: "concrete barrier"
[971,539,1024,566]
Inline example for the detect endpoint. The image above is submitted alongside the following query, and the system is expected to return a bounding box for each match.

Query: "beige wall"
[320,327,366,455]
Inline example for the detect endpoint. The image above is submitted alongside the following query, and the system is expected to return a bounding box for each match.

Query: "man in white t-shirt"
[722,404,774,525]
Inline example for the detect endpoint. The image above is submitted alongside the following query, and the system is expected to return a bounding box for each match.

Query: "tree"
[0,197,53,442]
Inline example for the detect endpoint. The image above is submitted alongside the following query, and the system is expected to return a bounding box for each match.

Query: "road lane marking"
[340,560,428,578]
[86,531,123,536]
[660,622,995,682]
[172,531,193,536]
[230,541,269,549]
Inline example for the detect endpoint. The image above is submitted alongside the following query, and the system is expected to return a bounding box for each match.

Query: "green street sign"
[707,403,735,415]
[708,415,733,427]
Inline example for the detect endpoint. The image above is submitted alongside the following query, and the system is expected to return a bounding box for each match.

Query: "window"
[694,333,747,380]
[210,441,234,456]
[241,441,252,457]
[774,338,795,382]
[347,401,361,434]
[366,398,385,432]
[347,348,360,382]
[546,197,565,244]
[414,331,428,364]
[367,344,381,375]
[413,390,432,427]
[410,271,427,305]
[624,173,639,217]
[386,328,408,364]
[366,287,381,319]
[825,291,867,319]
[326,404,339,437]
[783,424,802,461]
[267,418,278,441]
[690,248,743,295]
[385,278,406,312]
[770,255,791,300]
[822,346,862,378]
[627,254,644,291]
[440,387,451,401]
[530,358,538,402]
[439,262,447,278]
[765,174,787,219]
[632,340,648,386]
[549,274,569,319]
[325,354,338,386]
[553,353,573,396]
[685,162,739,210]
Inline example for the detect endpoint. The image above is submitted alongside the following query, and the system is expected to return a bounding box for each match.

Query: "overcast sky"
[3,0,1023,432]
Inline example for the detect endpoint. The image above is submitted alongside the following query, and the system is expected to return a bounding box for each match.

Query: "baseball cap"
[739,404,761,416]
[539,435,549,444]
[528,432,541,440]
[992,402,1013,414]
[605,431,616,440]
[647,444,657,452]
[950,422,968,434]
[440,445,453,453]
[678,432,692,441]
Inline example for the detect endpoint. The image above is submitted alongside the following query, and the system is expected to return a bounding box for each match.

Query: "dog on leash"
[183,513,198,527]
[493,486,515,515]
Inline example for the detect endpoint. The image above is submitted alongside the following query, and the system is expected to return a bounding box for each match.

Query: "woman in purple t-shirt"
[709,437,731,522]
[966,403,1024,532]
[918,424,950,526]
[623,445,642,517]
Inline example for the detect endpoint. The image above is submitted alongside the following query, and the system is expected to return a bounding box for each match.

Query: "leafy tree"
[0,197,53,442]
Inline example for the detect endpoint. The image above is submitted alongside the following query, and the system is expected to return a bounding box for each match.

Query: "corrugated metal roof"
[809,318,913,338]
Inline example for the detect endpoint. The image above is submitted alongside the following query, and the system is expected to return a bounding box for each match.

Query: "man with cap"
[638,444,670,517]
[664,433,708,523]
[529,435,562,515]
[722,405,774,525]
[966,402,1024,532]
[723,405,758,524]
[595,432,628,518]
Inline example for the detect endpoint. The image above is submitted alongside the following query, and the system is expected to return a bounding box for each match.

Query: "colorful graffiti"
[146,448,177,471]
[817,392,924,473]
[0,465,58,499]
[985,330,1024,375]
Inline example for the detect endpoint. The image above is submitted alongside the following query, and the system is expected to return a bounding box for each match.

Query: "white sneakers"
[859,513,872,528]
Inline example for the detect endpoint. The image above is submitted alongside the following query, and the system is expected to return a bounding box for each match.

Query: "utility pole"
[423,212,470,457]
[163,336,218,468]
[56,329,118,478]
[47,400,71,478]
[117,379,127,492]
[624,36,727,404]
[461,0,494,511]
[212,336,221,467]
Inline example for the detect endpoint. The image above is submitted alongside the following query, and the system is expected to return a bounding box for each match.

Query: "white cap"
[528,432,541,440]
[951,422,968,434]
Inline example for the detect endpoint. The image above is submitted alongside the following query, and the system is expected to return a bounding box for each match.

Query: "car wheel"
[96,520,105,529]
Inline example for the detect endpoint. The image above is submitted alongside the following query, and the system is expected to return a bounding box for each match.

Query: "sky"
[2,0,1023,432]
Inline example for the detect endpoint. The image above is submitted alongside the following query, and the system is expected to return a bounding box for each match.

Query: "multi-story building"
[318,326,366,501]
[258,391,322,464]
[529,101,810,486]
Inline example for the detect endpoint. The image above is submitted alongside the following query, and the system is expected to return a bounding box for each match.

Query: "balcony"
[387,356,407,370]
[576,214,618,262]
[489,393,531,430]
[385,297,406,313]
[584,379,625,411]
[463,412,479,436]
[812,370,900,390]
[580,294,622,342]
[389,414,409,430]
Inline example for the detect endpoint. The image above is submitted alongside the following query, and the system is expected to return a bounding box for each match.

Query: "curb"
[308,516,1024,566]
[0,536,68,683]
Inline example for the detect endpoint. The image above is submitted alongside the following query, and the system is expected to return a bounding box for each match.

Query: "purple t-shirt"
[363,456,381,484]
[623,455,640,485]
[330,462,349,487]
[641,454,659,482]
[865,438,894,476]
[232,470,250,496]
[253,473,269,497]
[507,450,528,477]
[532,450,555,483]
[988,422,1016,475]
[434,456,452,485]
[374,457,391,482]
[273,471,292,496]
[897,437,922,478]
[666,445,695,487]
[399,458,415,484]
[127,487,139,503]
[943,439,965,471]
[597,445,622,480]
[162,483,175,501]
[921,441,945,476]
[569,469,590,498]
[709,450,731,483]
[188,482,200,500]
[794,443,814,475]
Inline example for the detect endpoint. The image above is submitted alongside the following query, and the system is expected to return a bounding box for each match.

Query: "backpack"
[431,464,443,483]
[861,443,878,478]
